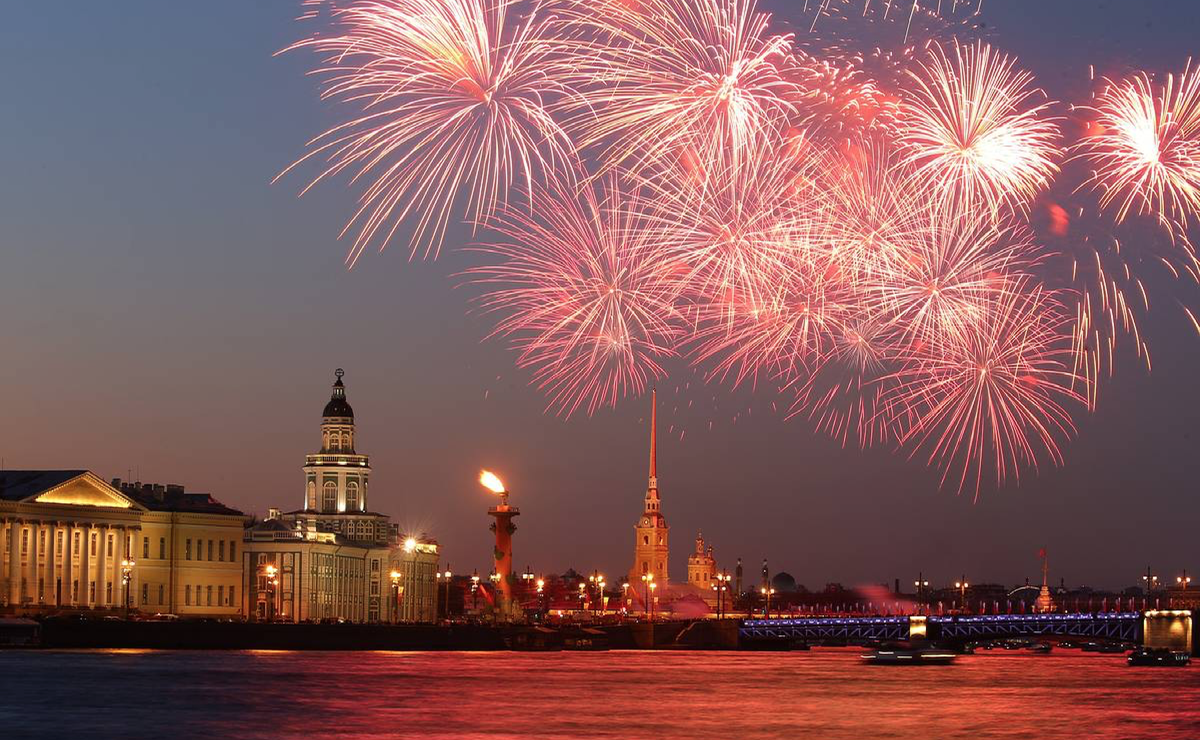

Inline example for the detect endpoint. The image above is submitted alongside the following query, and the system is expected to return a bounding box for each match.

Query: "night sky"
[2,1,1197,592]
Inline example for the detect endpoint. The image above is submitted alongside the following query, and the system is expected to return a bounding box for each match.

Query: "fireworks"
[278,0,576,263]
[1075,61,1200,227]
[281,0,1200,496]
[897,40,1060,214]
[469,173,685,417]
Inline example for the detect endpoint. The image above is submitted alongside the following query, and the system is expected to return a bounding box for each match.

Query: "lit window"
[159,538,166,560]
[143,537,150,559]
[185,585,191,606]
[142,583,149,605]
[322,482,337,513]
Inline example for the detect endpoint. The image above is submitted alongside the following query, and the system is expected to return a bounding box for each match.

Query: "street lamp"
[954,577,970,611]
[120,559,135,617]
[535,577,546,619]
[621,582,630,618]
[1142,567,1159,594]
[649,581,658,621]
[471,570,481,615]
[760,586,776,619]
[1178,571,1192,589]
[390,570,403,624]
[640,573,654,619]
[588,572,606,615]
[261,563,279,622]
[712,571,731,619]
[436,567,453,622]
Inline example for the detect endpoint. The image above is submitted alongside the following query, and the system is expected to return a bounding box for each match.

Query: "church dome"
[323,369,354,418]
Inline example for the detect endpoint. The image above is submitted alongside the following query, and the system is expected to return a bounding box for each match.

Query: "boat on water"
[1127,647,1191,667]
[861,645,957,665]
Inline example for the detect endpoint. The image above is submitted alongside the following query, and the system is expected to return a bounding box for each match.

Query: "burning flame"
[479,470,506,494]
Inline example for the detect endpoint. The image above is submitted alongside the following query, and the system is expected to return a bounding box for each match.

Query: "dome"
[323,369,354,419]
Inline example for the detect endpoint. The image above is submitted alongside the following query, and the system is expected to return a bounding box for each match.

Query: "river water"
[1,648,1197,739]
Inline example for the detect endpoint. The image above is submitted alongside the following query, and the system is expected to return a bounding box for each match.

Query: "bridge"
[739,610,1194,652]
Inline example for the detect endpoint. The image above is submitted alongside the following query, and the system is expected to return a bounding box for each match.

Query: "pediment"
[30,474,141,510]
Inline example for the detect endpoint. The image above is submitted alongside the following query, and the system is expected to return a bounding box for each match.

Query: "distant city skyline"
[3,0,1200,592]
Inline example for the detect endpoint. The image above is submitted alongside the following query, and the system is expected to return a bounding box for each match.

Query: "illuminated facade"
[114,480,247,618]
[630,390,669,587]
[1,471,143,614]
[686,532,719,602]
[241,369,439,623]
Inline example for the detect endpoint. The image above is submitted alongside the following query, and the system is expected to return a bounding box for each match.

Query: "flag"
[1037,547,1047,559]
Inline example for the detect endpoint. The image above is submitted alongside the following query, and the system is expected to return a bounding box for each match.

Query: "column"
[96,526,108,607]
[81,525,92,606]
[28,522,41,607]
[5,520,18,606]
[46,524,57,607]
[62,524,74,606]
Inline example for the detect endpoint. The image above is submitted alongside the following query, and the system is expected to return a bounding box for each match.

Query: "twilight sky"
[2,0,1197,592]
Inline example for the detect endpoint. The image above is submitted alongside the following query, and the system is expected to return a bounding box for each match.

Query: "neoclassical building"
[241,370,438,623]
[629,390,669,587]
[686,532,719,596]
[1,471,247,617]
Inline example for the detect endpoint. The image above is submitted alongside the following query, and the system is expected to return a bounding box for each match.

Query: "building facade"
[630,390,669,587]
[1,471,143,614]
[115,480,248,617]
[242,370,438,623]
[686,532,718,596]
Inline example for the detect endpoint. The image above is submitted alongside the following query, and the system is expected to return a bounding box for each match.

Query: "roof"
[124,488,245,516]
[0,470,89,501]
[323,368,354,419]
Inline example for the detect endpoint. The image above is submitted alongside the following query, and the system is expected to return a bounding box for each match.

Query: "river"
[1,648,1197,739]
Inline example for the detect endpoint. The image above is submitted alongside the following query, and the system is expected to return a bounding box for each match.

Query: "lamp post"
[536,577,546,619]
[436,567,452,622]
[261,563,279,622]
[712,571,731,619]
[471,570,481,616]
[1178,571,1192,589]
[588,572,606,616]
[640,573,654,620]
[649,581,658,621]
[480,471,520,620]
[390,570,403,624]
[954,577,970,612]
[1142,567,1159,596]
[621,582,630,619]
[760,587,776,619]
[914,573,929,603]
[120,559,135,617]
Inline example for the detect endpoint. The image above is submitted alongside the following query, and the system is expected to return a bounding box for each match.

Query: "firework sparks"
[470,173,685,417]
[1075,61,1200,227]
[897,40,1060,214]
[279,0,577,263]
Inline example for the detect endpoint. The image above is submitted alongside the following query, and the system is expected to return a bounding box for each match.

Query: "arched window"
[306,481,316,510]
[329,434,340,451]
[322,431,329,450]
[341,433,351,450]
[642,535,649,546]
[322,482,337,513]
[346,481,359,512]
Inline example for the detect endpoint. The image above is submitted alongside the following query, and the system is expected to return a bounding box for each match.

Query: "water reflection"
[2,649,1198,739]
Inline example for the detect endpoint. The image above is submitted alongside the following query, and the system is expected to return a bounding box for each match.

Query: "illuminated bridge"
[739,610,1193,650]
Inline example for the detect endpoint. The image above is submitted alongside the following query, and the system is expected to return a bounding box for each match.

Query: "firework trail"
[1075,61,1200,228]
[554,0,799,174]
[882,279,1086,497]
[469,172,686,417]
[897,40,1060,215]
[278,0,577,263]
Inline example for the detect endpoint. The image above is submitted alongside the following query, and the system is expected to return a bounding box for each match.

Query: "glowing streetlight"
[403,537,417,553]
[390,570,403,623]
[760,586,776,619]
[261,563,279,622]
[1177,571,1192,589]
[955,577,970,611]
[120,559,135,616]
[436,567,453,622]
[471,570,481,614]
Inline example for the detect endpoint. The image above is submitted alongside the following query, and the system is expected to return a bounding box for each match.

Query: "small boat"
[861,646,957,665]
[1127,647,1191,667]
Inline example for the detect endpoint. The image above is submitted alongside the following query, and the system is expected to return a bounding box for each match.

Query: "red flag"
[1037,547,1047,559]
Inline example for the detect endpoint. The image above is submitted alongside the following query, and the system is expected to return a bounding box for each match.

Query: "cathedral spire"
[648,388,657,492]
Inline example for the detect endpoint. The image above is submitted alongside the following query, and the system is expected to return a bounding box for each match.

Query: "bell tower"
[303,369,371,515]
[630,389,669,586]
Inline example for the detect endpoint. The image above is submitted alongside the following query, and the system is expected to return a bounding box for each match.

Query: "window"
[185,585,192,606]
[341,432,350,449]
[346,481,359,512]
[207,585,213,606]
[89,581,96,603]
[218,585,224,606]
[73,531,81,556]
[106,534,114,557]
[105,581,113,604]
[185,539,192,560]
[322,481,337,513]
[158,584,164,605]
[21,529,28,555]
[229,541,236,562]
[90,532,97,556]
[219,541,225,562]
[642,535,649,546]
[72,580,79,601]
[229,588,235,607]
[142,583,149,605]
[208,540,214,561]
[56,531,64,556]
[159,537,166,560]
[143,537,150,559]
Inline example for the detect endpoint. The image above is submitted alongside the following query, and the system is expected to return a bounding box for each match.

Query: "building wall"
[390,544,438,623]
[136,511,245,617]
[242,538,390,623]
